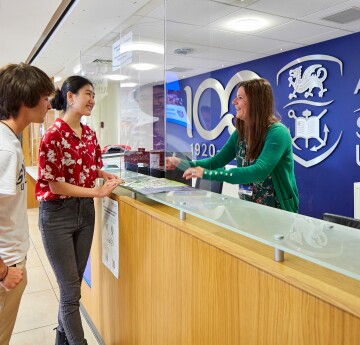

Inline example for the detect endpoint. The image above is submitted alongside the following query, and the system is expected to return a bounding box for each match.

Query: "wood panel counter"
[26,166,39,208]
[81,188,360,345]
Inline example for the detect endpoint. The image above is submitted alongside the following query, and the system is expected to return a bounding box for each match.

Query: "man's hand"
[0,266,23,291]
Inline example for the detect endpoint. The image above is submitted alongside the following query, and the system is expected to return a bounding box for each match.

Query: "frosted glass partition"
[76,0,166,174]
[153,191,360,280]
[113,170,360,281]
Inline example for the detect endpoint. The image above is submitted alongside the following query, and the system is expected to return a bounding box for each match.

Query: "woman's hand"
[98,170,122,182]
[183,167,204,180]
[95,179,122,198]
[166,156,180,170]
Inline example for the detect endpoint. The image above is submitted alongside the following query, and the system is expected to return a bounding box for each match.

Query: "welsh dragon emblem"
[288,64,328,100]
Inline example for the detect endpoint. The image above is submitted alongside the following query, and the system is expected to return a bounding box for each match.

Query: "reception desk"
[81,176,360,345]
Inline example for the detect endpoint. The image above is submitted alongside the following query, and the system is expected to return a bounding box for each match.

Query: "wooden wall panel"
[26,172,39,208]
[119,202,153,345]
[150,216,193,345]
[22,126,31,167]
[82,194,360,345]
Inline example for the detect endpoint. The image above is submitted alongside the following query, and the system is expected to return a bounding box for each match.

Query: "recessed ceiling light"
[105,74,128,81]
[132,63,155,71]
[120,42,164,54]
[54,76,62,83]
[231,18,266,32]
[120,82,138,88]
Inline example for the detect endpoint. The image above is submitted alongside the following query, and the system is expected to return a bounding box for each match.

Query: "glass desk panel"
[150,190,360,280]
[109,170,360,281]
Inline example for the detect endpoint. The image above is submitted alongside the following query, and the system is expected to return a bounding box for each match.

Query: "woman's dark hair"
[51,75,93,111]
[235,78,279,160]
[0,63,54,120]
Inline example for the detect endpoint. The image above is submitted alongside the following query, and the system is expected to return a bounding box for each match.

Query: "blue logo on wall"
[277,55,343,168]
[166,32,360,218]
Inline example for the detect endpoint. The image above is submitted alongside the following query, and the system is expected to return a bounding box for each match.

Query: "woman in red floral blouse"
[36,76,122,345]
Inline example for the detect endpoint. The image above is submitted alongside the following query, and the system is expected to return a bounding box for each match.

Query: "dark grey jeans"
[39,197,95,345]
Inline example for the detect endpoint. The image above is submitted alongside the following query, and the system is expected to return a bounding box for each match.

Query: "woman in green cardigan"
[166,78,299,213]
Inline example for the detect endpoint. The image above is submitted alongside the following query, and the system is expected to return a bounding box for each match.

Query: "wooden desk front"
[81,191,360,345]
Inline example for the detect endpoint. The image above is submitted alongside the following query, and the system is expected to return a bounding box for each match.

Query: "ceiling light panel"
[120,82,138,88]
[106,74,128,81]
[120,42,164,54]
[132,63,156,70]
[211,7,291,33]
[231,18,267,31]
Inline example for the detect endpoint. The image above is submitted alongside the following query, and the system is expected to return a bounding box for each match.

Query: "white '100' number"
[190,143,217,157]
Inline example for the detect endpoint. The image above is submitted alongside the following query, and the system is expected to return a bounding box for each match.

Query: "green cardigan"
[179,123,299,213]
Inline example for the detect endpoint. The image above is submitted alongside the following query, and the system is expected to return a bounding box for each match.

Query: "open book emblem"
[289,109,328,152]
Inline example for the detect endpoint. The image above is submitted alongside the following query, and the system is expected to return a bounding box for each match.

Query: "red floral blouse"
[35,118,103,201]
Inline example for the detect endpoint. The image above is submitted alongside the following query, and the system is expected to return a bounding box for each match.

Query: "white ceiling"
[1,0,359,85]
[0,0,62,66]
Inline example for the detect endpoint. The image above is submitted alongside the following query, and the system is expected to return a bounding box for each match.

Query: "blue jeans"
[39,197,95,345]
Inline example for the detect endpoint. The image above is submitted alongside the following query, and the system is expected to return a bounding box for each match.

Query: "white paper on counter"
[101,197,119,279]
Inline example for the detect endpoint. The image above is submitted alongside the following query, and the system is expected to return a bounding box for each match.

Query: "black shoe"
[54,327,69,345]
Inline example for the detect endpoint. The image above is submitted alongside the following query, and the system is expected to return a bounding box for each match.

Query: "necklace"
[0,120,20,140]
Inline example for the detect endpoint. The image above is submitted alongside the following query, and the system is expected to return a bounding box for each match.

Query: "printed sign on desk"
[102,197,119,279]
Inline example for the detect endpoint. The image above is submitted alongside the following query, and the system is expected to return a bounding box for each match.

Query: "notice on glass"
[102,197,119,279]
[112,31,132,71]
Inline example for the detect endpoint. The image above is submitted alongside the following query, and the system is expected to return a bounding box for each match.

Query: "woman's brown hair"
[235,78,279,160]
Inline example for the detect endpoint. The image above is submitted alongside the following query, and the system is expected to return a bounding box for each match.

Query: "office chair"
[321,213,360,229]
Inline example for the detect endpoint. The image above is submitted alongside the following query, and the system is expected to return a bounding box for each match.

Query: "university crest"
[277,55,343,168]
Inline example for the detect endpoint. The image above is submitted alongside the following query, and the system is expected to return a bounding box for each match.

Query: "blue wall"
[166,32,360,218]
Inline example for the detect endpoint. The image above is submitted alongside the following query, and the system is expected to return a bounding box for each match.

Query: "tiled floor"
[10,208,99,345]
